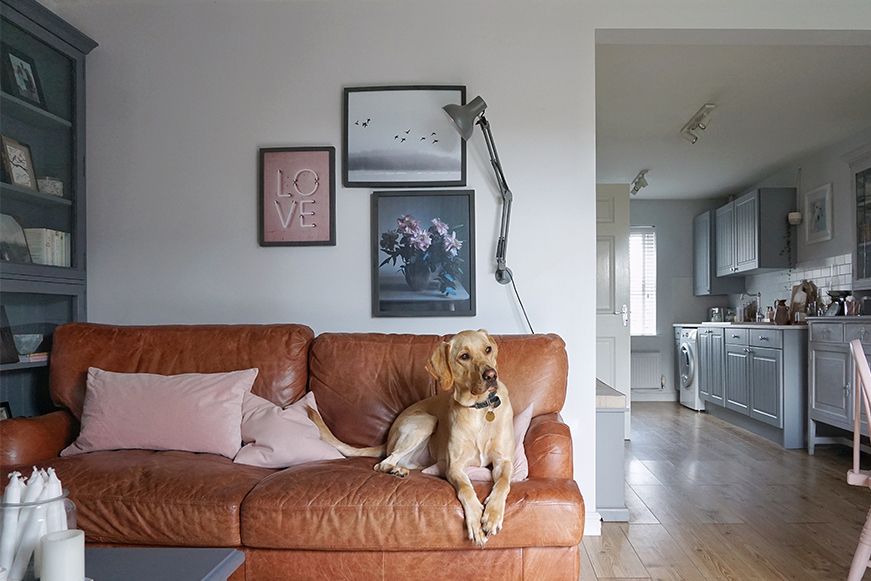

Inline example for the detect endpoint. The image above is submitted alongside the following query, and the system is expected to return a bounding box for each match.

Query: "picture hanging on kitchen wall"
[804,182,833,244]
[258,146,335,246]
[371,190,475,317]
[344,86,467,188]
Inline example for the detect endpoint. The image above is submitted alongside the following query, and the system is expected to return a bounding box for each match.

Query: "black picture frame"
[343,85,467,188]
[1,43,45,108]
[0,401,11,420]
[372,190,475,317]
[258,146,336,247]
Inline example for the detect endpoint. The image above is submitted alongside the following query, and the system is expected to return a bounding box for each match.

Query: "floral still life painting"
[371,190,475,317]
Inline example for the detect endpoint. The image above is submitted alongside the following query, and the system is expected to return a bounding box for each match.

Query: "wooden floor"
[580,402,870,580]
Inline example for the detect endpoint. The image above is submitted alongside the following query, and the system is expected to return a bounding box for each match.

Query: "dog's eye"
[485,346,492,354]
[459,353,470,361]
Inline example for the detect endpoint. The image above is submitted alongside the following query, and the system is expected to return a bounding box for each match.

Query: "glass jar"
[0,490,76,581]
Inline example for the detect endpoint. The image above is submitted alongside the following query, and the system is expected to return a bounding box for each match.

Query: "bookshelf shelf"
[1,182,72,206]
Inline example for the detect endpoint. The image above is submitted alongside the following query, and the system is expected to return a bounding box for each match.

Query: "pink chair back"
[849,339,871,480]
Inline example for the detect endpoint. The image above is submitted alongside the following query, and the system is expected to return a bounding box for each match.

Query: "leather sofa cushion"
[50,323,314,418]
[45,450,273,546]
[309,333,568,448]
[241,457,584,551]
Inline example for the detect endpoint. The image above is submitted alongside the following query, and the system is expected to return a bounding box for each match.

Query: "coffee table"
[85,547,244,581]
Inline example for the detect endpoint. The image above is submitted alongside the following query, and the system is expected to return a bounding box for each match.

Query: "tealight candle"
[40,530,84,581]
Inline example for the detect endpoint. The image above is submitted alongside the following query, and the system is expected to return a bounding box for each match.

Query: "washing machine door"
[679,343,695,388]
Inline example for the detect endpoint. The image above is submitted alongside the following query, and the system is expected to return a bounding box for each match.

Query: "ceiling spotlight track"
[680,103,716,144]
[631,169,649,196]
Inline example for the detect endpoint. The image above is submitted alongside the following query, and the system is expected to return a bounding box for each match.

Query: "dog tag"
[486,410,496,422]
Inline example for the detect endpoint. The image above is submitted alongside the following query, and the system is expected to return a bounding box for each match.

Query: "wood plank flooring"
[580,402,871,580]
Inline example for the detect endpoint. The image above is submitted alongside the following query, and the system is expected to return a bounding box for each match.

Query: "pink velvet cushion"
[233,391,344,468]
[61,367,257,459]
[422,403,534,482]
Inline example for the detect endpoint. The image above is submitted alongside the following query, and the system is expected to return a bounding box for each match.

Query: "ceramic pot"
[403,261,432,292]
[774,300,790,325]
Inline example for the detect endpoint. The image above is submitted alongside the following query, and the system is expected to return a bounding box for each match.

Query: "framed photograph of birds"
[343,85,467,188]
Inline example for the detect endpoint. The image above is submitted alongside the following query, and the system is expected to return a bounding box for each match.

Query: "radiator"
[631,352,661,390]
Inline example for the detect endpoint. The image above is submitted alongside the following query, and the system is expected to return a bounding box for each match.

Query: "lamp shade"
[443,96,487,141]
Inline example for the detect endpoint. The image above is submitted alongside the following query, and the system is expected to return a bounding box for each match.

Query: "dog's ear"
[426,341,454,391]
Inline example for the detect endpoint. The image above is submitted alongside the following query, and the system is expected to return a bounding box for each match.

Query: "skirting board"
[585,512,602,536]
[599,507,630,522]
[631,389,677,402]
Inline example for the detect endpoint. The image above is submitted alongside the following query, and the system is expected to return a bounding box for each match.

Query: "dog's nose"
[483,368,497,383]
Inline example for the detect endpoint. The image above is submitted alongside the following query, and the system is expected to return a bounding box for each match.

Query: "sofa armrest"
[0,411,78,469]
[524,413,573,479]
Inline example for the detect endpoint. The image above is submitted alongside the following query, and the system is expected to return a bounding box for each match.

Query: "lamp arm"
[478,115,513,285]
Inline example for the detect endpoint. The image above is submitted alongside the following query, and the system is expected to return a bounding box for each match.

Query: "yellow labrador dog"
[308,329,514,546]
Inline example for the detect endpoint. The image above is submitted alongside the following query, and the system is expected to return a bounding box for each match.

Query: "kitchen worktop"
[673,322,808,330]
[807,316,871,321]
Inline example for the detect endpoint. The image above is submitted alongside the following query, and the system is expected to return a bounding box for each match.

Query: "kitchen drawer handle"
[758,336,769,341]
[732,334,741,338]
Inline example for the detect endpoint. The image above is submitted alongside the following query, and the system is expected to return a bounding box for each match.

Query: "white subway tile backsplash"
[741,252,854,309]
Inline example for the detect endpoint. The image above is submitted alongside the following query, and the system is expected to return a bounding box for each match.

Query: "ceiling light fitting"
[680,103,716,145]
[630,169,649,195]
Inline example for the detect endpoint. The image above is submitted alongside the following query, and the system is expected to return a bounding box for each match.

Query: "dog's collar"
[464,391,501,410]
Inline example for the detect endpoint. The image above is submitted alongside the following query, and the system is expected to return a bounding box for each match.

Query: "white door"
[596,184,631,438]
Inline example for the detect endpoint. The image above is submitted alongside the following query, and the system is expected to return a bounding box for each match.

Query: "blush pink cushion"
[61,367,257,459]
[422,403,534,482]
[233,391,343,468]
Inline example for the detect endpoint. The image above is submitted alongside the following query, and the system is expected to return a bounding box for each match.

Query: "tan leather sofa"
[0,324,585,580]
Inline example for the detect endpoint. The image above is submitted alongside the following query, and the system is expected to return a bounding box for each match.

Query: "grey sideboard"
[807,317,871,454]
[697,323,807,449]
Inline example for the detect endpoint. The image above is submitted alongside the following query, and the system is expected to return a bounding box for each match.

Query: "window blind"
[630,226,657,336]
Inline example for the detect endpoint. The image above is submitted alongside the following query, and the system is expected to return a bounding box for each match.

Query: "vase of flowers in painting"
[380,215,464,295]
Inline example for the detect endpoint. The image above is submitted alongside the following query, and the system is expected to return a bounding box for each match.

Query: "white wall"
[54,0,871,534]
[630,199,729,401]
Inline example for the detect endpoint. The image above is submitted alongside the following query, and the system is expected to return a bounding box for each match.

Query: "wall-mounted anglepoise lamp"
[443,97,513,285]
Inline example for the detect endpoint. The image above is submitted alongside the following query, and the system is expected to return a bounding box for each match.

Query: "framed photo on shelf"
[1,43,45,107]
[343,85,466,188]
[0,401,11,420]
[258,146,336,246]
[0,305,19,365]
[371,190,475,317]
[804,183,833,244]
[1,135,37,190]
[0,213,32,264]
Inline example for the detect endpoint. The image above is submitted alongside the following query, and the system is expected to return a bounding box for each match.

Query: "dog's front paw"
[482,500,505,537]
[464,504,487,547]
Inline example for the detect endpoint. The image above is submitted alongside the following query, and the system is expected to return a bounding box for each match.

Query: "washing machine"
[678,328,705,411]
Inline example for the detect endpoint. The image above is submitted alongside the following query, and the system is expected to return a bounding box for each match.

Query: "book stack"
[22,229,71,267]
[18,352,48,363]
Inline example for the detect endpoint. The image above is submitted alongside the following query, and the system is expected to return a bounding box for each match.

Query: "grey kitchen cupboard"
[724,344,751,414]
[693,211,744,296]
[808,318,871,454]
[0,0,96,417]
[715,188,796,276]
[697,327,725,405]
[702,324,807,449]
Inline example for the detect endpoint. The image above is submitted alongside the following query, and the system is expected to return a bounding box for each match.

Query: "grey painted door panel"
[735,192,759,272]
[715,204,735,277]
[725,344,750,414]
[809,345,851,427]
[749,346,782,427]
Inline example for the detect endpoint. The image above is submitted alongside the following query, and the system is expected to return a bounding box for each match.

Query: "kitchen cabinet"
[693,211,744,296]
[701,324,806,449]
[847,145,871,288]
[697,327,725,405]
[715,188,796,276]
[749,346,782,428]
[808,318,871,454]
[725,344,751,414]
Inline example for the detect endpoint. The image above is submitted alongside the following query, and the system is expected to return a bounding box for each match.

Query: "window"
[630,226,657,336]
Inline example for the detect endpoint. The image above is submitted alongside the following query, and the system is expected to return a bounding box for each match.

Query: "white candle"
[8,486,51,581]
[40,530,84,581]
[44,470,66,533]
[0,473,22,571]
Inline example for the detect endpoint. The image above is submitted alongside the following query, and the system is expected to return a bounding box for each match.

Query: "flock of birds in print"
[353,118,440,145]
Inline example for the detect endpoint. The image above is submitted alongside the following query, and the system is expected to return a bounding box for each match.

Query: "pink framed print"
[259,146,336,246]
